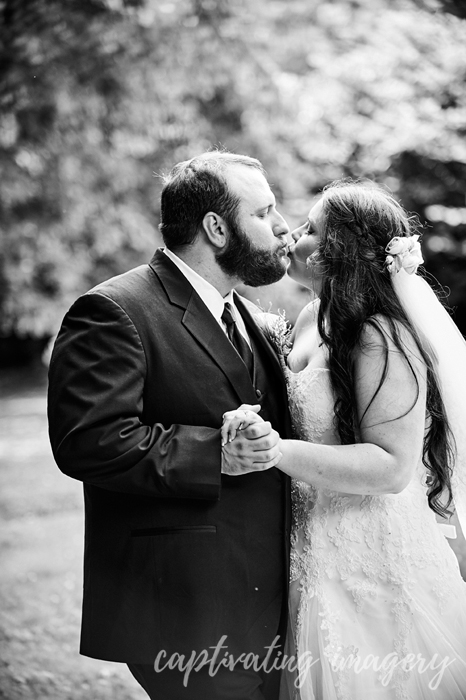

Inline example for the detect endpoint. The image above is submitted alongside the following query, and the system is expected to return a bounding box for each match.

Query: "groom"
[48,151,292,699]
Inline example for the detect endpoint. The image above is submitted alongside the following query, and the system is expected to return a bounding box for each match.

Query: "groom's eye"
[258,206,271,218]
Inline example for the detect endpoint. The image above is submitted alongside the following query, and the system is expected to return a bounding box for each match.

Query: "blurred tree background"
[1,0,465,364]
[2,5,466,696]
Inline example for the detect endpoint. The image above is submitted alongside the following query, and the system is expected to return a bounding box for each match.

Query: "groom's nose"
[273,211,289,237]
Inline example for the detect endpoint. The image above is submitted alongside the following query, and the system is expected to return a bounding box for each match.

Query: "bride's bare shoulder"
[293,298,320,336]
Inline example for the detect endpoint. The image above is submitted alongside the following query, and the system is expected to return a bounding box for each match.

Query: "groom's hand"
[221,404,262,445]
[221,422,282,475]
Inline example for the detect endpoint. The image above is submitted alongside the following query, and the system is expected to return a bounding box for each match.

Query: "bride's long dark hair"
[314,178,453,517]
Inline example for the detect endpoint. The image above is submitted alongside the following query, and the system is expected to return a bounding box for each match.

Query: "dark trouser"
[128,659,282,700]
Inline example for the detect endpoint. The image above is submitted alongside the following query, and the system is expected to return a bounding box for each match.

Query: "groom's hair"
[159,151,265,250]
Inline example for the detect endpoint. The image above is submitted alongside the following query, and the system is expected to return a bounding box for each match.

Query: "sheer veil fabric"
[393,269,466,537]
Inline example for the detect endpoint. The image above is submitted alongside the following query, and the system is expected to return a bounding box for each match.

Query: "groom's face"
[215,165,290,287]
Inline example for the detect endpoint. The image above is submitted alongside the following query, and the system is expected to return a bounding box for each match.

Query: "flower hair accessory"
[385,234,424,276]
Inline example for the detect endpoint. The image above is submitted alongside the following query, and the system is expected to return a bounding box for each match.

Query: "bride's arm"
[278,318,428,495]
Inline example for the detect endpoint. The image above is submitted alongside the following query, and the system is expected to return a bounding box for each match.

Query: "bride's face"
[287,199,326,293]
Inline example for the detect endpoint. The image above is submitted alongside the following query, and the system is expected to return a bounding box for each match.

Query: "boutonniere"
[256,309,293,373]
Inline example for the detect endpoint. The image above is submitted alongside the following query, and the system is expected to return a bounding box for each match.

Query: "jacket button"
[255,389,262,399]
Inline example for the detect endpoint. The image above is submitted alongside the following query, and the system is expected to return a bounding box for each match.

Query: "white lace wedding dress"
[281,362,466,700]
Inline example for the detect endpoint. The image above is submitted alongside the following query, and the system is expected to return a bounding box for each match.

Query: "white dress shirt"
[163,248,251,347]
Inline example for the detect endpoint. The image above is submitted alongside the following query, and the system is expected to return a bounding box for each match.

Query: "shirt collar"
[163,248,250,343]
[163,248,225,324]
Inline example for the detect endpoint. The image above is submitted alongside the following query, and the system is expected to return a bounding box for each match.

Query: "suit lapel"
[182,295,259,404]
[235,292,293,438]
[149,250,258,405]
[234,293,287,387]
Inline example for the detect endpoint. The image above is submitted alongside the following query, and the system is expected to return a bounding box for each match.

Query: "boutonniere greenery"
[256,309,293,372]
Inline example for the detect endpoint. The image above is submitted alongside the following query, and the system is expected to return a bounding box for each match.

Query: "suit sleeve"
[47,292,221,500]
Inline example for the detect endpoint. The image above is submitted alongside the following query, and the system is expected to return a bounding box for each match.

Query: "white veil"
[392,269,466,536]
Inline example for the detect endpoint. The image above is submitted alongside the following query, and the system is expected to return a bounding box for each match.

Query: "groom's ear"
[202,212,228,249]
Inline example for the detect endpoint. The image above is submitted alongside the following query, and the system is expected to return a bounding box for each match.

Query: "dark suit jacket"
[48,249,292,663]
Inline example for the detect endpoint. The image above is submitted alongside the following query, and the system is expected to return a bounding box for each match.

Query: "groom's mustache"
[277,242,288,255]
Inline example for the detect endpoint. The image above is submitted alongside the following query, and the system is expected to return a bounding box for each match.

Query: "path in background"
[0,366,145,700]
[1,365,465,699]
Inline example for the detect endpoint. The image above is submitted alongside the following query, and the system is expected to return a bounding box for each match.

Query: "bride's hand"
[221,403,264,446]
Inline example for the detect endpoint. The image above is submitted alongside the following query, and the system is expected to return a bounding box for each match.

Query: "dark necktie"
[221,302,254,376]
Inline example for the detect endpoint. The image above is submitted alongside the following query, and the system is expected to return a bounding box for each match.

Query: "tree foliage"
[0,0,465,345]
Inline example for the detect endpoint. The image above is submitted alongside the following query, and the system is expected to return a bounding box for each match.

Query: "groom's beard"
[216,218,286,287]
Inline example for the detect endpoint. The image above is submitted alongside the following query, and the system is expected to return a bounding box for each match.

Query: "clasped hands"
[221,404,282,476]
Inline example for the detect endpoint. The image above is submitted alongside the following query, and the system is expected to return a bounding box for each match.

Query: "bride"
[222,179,466,699]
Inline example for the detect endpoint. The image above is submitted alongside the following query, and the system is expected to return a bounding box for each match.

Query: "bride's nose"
[291,227,303,243]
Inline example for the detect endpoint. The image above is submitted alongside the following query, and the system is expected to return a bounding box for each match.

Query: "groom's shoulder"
[81,249,176,311]
[86,263,157,305]
[62,262,163,330]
